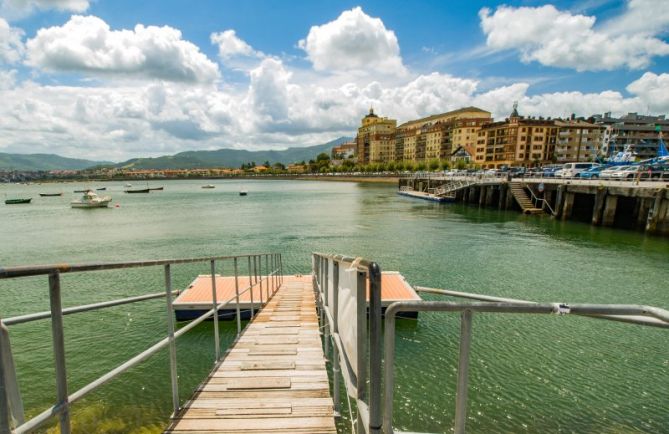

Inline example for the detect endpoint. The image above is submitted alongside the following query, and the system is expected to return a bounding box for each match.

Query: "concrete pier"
[399,175,669,236]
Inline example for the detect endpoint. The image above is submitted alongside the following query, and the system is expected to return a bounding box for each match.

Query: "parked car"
[606,165,642,179]
[639,163,669,179]
[599,165,628,179]
[542,165,562,177]
[579,166,603,179]
[555,162,599,178]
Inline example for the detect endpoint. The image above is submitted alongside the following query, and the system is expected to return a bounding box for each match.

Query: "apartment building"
[554,119,603,162]
[356,108,397,164]
[592,112,669,160]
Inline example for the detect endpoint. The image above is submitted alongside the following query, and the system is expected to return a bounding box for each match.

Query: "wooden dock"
[165,275,337,433]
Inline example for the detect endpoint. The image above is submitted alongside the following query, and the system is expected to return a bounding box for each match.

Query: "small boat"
[148,187,164,191]
[74,189,88,193]
[96,187,106,191]
[5,198,32,204]
[239,190,247,196]
[125,183,132,187]
[39,193,63,197]
[124,188,150,193]
[202,184,215,189]
[71,190,112,208]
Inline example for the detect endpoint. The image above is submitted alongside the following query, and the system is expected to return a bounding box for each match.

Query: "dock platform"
[165,275,337,433]
[174,271,421,320]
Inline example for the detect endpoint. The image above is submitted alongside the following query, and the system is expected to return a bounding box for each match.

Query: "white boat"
[125,183,132,187]
[239,188,247,196]
[71,190,112,208]
[202,184,215,189]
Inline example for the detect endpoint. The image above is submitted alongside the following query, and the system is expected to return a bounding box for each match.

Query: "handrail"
[314,254,667,434]
[0,252,284,434]
[522,182,556,215]
[383,297,669,434]
[312,252,383,434]
[0,252,274,279]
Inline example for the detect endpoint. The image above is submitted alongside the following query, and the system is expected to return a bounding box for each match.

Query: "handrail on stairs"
[517,182,555,215]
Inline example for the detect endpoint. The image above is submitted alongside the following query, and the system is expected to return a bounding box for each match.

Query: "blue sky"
[0,0,668,160]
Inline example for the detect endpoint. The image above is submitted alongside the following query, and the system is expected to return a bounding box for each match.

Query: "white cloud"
[0,68,17,89]
[298,7,406,76]
[0,17,24,63]
[25,15,220,83]
[479,3,669,71]
[626,72,669,113]
[0,0,89,19]
[603,0,669,35]
[211,30,262,60]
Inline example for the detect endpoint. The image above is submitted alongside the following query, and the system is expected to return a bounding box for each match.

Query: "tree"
[316,152,330,162]
[428,159,440,171]
[264,160,270,167]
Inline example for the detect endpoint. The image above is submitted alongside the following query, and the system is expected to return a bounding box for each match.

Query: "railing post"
[48,272,70,434]
[280,254,283,284]
[247,256,255,319]
[265,254,270,300]
[323,259,329,356]
[356,269,367,430]
[164,264,180,416]
[0,322,24,430]
[257,256,264,305]
[233,258,241,336]
[454,309,473,434]
[210,260,220,361]
[368,262,383,434]
[331,260,340,416]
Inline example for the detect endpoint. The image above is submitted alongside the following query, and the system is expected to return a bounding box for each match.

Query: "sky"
[0,0,668,162]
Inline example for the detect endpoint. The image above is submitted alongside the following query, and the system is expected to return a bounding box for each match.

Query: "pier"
[0,253,667,433]
[166,275,336,433]
[399,174,669,235]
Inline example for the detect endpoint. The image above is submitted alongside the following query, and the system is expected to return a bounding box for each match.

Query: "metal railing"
[0,252,284,434]
[312,253,669,434]
[383,287,669,434]
[312,253,383,434]
[520,182,556,215]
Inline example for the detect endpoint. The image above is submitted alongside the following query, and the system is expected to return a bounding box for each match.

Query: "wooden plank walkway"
[165,276,337,433]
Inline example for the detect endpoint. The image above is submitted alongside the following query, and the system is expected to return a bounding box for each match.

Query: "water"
[0,179,667,433]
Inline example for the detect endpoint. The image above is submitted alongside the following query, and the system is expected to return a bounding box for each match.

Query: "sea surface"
[0,179,667,433]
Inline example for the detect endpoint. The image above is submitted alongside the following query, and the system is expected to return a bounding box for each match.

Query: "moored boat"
[239,189,247,196]
[202,184,215,189]
[39,193,63,197]
[5,198,32,204]
[71,190,112,208]
[96,187,106,191]
[148,187,164,191]
[124,188,150,193]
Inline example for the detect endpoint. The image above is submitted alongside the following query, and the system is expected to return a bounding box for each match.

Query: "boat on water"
[124,188,150,193]
[96,187,106,191]
[125,183,132,187]
[202,184,215,189]
[39,193,63,197]
[71,190,112,208]
[239,189,247,196]
[397,187,454,203]
[5,198,32,204]
[73,189,88,193]
[149,187,164,191]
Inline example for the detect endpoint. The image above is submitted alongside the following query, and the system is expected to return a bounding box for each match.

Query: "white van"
[555,162,599,178]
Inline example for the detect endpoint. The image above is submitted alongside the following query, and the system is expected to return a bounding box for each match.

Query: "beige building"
[356,108,397,164]
[554,119,603,162]
[395,107,491,163]
[476,106,558,168]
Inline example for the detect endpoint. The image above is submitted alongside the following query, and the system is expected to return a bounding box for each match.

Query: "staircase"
[509,182,544,214]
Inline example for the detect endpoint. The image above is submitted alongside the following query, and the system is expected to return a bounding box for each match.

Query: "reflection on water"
[0,179,667,433]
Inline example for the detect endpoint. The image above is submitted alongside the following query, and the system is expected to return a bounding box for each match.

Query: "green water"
[0,179,667,433]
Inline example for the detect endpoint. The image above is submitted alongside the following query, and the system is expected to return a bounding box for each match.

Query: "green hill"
[0,153,113,171]
[117,137,353,169]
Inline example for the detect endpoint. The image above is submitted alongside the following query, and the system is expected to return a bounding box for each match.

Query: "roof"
[397,106,491,129]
